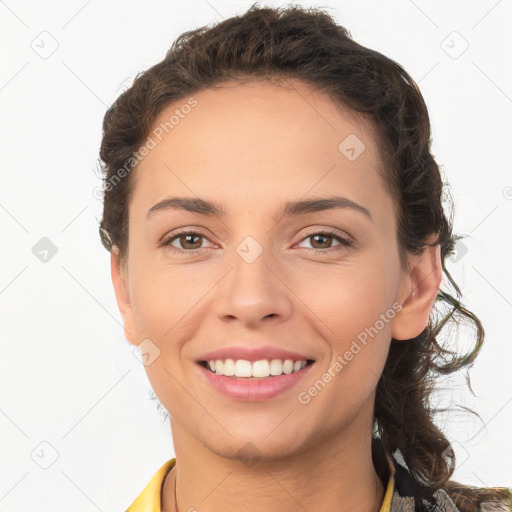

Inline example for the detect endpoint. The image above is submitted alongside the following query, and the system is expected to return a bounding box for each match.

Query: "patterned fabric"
[390,463,511,512]
[390,488,460,512]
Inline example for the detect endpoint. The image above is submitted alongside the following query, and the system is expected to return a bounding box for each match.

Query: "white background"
[1,0,511,510]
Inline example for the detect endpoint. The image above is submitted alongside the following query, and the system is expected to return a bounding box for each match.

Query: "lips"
[196,345,315,363]
[196,358,315,401]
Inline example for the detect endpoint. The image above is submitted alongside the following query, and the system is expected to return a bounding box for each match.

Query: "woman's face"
[112,79,429,461]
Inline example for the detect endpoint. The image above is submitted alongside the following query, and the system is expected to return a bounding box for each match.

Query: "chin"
[199,428,311,465]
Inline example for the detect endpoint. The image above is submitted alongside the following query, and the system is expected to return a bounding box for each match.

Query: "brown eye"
[176,233,203,250]
[310,233,335,249]
[161,230,213,253]
[296,230,352,253]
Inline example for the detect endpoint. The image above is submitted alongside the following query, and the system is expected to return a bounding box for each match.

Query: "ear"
[392,237,442,341]
[111,247,139,346]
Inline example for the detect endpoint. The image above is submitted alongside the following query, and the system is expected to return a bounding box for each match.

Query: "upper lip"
[197,345,315,363]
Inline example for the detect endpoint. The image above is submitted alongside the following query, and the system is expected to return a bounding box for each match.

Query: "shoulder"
[391,464,511,512]
[443,481,512,512]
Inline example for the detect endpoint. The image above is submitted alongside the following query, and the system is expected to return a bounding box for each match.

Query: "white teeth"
[205,358,310,378]
[234,359,252,377]
[223,358,235,376]
[269,359,283,376]
[282,360,294,374]
[252,359,270,378]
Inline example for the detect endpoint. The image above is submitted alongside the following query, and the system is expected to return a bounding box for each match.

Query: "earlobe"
[391,241,442,341]
[110,247,139,345]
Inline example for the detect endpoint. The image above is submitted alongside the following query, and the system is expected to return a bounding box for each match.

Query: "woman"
[97,4,511,511]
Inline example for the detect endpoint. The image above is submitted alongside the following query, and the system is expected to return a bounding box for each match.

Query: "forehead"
[130,78,392,221]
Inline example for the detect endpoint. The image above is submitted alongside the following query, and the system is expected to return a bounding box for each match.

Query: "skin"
[111,78,442,512]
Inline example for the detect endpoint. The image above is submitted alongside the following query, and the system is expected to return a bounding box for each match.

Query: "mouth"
[196,357,316,401]
[197,358,316,379]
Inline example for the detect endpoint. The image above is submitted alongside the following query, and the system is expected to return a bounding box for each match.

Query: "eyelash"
[160,228,353,255]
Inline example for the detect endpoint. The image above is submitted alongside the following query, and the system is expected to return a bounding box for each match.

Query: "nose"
[212,245,293,328]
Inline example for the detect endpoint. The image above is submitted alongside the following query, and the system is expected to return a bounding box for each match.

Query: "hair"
[98,4,510,510]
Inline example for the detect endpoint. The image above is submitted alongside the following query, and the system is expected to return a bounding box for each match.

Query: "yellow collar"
[126,458,176,511]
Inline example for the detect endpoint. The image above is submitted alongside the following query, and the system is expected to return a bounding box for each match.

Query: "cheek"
[290,268,397,425]
[292,258,399,391]
[128,256,220,340]
[295,258,399,338]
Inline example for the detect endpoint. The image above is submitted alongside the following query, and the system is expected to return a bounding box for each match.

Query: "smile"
[197,359,315,401]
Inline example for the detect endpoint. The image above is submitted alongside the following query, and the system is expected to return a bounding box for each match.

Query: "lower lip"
[197,362,315,401]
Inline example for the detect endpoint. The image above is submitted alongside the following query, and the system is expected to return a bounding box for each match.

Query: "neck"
[162,420,385,512]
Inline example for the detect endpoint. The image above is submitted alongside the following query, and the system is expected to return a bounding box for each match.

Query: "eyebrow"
[147,195,373,222]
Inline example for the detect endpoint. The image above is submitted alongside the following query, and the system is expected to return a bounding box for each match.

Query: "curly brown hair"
[98,4,511,510]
